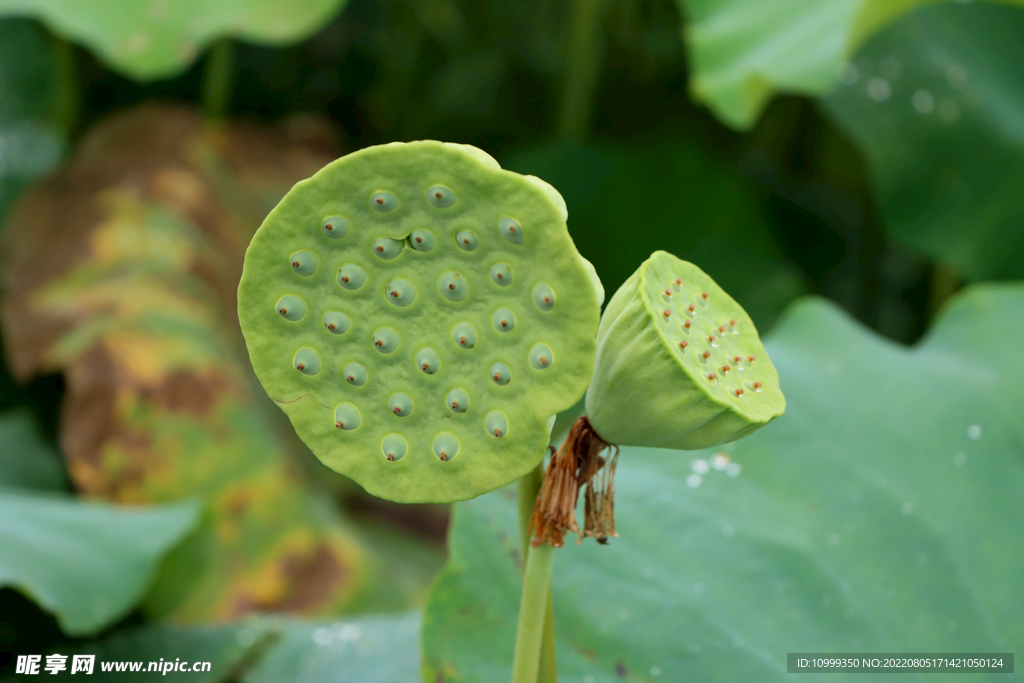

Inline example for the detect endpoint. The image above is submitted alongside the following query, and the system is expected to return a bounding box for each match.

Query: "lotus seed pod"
[585,251,785,450]
[237,140,601,503]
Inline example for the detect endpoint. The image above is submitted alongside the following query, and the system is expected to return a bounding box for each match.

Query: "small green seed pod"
[586,251,784,449]
[238,141,601,503]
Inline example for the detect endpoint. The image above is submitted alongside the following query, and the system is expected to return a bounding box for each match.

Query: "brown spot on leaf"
[615,661,628,677]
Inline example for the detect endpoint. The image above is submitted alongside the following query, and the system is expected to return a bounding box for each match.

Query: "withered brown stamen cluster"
[529,416,620,548]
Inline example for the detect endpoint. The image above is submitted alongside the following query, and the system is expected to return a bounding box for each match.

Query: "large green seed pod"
[238,141,601,503]
[585,250,785,450]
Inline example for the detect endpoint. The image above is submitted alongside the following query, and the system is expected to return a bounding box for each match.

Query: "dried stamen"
[530,416,619,548]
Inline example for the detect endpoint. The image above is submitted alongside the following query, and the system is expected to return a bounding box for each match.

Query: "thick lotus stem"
[529,416,619,547]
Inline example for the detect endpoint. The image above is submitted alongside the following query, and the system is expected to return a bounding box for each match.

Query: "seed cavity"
[416,347,440,374]
[453,322,477,348]
[490,362,510,385]
[485,411,508,437]
[370,191,399,212]
[409,229,436,252]
[426,185,457,208]
[344,362,367,386]
[447,388,469,413]
[529,343,553,370]
[321,216,351,239]
[489,263,512,287]
[334,403,361,430]
[498,216,524,245]
[289,251,318,276]
[337,264,367,290]
[492,307,516,332]
[276,295,306,322]
[385,278,417,307]
[293,348,321,376]
[382,434,407,461]
[323,311,350,334]
[372,327,400,353]
[372,237,404,260]
[438,272,468,302]
[533,283,555,312]
[456,230,479,251]
[432,432,460,461]
[389,392,413,417]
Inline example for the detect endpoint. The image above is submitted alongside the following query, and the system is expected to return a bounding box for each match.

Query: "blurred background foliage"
[0,0,1021,681]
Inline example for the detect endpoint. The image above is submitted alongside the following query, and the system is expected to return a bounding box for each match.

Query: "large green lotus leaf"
[48,612,419,683]
[820,2,1024,281]
[0,18,64,228]
[0,410,66,490]
[0,0,347,81]
[0,492,199,636]
[675,0,1024,129]
[503,141,805,331]
[422,284,1024,681]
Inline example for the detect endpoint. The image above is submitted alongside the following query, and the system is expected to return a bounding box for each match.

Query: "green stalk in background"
[201,38,236,121]
[558,0,610,142]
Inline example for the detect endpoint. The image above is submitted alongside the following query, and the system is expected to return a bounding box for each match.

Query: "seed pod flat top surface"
[586,250,784,450]
[238,141,600,503]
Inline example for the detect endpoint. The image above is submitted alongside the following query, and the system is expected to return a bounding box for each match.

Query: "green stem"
[516,463,558,683]
[201,38,236,121]
[557,0,608,142]
[511,542,554,683]
[48,32,79,137]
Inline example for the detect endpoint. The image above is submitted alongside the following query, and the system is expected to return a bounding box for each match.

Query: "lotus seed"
[334,403,361,430]
[453,322,477,348]
[498,216,524,245]
[679,341,688,350]
[432,432,460,461]
[293,348,321,375]
[687,304,696,314]
[734,388,744,397]
[372,327,400,353]
[492,307,516,333]
[344,362,367,386]
[707,372,718,385]
[489,263,512,287]
[533,283,555,312]
[409,229,436,252]
[321,215,351,239]
[385,278,417,307]
[701,350,710,360]
[370,191,398,212]
[276,295,306,322]
[748,355,756,362]
[663,309,671,318]
[485,411,509,437]
[529,343,553,369]
[372,237,404,260]
[323,311,351,334]
[490,362,510,385]
[426,185,457,208]
[455,230,478,251]
[416,347,441,374]
[290,251,318,276]
[337,264,367,290]
[438,272,468,302]
[447,388,468,413]
[389,392,413,417]
[382,433,407,461]
[683,320,691,330]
